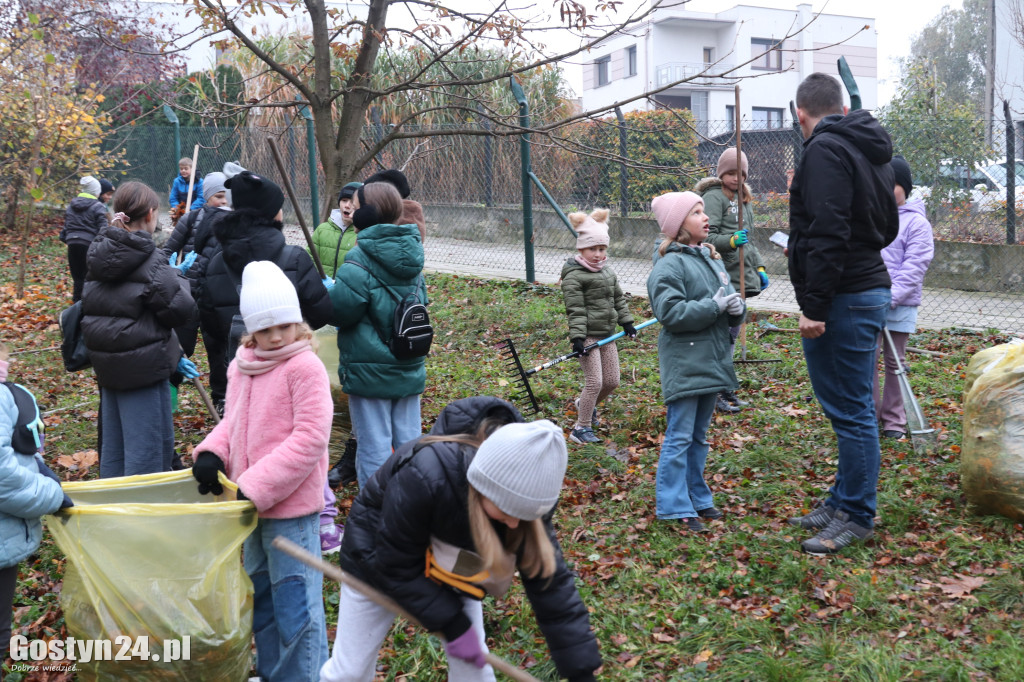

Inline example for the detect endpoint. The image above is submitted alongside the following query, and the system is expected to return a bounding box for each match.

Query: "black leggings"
[67,242,90,302]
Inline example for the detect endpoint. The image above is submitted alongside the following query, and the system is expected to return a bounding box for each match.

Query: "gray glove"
[726,294,745,316]
[711,287,731,314]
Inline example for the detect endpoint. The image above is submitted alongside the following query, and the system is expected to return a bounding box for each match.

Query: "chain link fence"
[105,117,1024,333]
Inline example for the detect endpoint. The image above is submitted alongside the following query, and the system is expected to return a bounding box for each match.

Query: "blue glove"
[177,251,197,273]
[322,276,335,291]
[758,268,769,290]
[729,230,749,248]
[177,356,200,379]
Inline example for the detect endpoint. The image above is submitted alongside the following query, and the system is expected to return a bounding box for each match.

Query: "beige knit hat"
[239,261,302,333]
[570,208,610,250]
[467,420,568,521]
[716,148,749,178]
[651,191,704,240]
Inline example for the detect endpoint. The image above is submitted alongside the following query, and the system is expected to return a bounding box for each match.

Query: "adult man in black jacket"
[786,73,899,555]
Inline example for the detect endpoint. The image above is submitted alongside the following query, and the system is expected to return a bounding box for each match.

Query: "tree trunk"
[3,177,23,233]
[16,199,35,299]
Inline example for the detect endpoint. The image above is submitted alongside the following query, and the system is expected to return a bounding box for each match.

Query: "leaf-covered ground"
[2,221,1023,681]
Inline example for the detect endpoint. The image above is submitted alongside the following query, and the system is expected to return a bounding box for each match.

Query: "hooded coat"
[560,257,633,340]
[60,195,108,246]
[338,396,602,680]
[81,226,196,390]
[330,222,426,399]
[199,211,334,345]
[788,110,900,322]
[695,177,765,298]
[310,210,357,278]
[883,198,934,308]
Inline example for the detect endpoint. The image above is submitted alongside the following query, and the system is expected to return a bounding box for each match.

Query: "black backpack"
[3,382,44,454]
[348,261,433,360]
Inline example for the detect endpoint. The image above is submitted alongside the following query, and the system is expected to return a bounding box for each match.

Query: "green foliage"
[568,109,700,213]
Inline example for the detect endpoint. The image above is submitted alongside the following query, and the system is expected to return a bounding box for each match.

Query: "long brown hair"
[419,416,558,581]
[110,181,159,231]
[359,182,403,225]
[721,182,752,204]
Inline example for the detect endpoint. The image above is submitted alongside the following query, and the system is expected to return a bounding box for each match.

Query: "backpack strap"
[2,382,44,453]
[345,260,393,346]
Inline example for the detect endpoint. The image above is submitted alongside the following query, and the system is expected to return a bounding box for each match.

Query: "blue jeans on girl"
[243,512,328,682]
[656,393,717,519]
[347,394,421,487]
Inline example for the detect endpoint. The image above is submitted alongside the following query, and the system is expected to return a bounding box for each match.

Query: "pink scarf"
[0,359,8,383]
[235,340,312,376]
[574,253,606,272]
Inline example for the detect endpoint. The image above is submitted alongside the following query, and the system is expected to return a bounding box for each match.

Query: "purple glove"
[445,628,486,669]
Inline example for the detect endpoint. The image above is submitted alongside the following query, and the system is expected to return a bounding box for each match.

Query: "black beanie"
[338,181,363,203]
[98,179,114,195]
[225,170,285,218]
[364,169,411,199]
[891,156,913,197]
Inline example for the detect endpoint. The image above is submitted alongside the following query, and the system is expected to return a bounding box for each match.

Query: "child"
[169,156,205,214]
[98,179,115,205]
[320,396,601,682]
[561,208,635,445]
[192,261,331,681]
[696,148,768,413]
[330,181,426,487]
[1,341,72,666]
[312,181,363,280]
[60,176,109,302]
[80,182,197,477]
[363,168,426,242]
[648,191,745,532]
[874,155,934,439]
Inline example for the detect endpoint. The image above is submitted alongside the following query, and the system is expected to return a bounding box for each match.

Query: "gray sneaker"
[787,502,836,530]
[801,510,873,555]
[569,427,601,444]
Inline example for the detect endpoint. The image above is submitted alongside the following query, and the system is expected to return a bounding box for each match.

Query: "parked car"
[915,158,1024,212]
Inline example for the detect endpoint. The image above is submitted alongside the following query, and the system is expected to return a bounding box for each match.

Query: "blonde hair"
[722,182,752,205]
[657,234,721,259]
[240,321,315,349]
[178,157,193,167]
[419,414,557,582]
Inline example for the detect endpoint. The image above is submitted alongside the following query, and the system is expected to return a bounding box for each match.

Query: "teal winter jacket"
[560,258,633,340]
[647,243,744,403]
[330,223,426,399]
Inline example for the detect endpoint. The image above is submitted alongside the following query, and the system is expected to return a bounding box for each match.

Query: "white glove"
[726,294,745,316]
[711,287,730,314]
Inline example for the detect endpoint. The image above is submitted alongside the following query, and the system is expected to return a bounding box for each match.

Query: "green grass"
[2,221,1024,680]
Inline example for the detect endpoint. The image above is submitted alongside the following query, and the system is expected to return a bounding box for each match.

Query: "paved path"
[270,226,1024,334]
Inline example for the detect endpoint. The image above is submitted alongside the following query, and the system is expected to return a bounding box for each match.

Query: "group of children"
[1,145,935,680]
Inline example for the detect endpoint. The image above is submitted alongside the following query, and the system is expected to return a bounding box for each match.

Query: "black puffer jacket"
[339,396,602,681]
[788,110,900,321]
[81,226,196,390]
[60,196,108,246]
[163,207,228,297]
[199,210,334,344]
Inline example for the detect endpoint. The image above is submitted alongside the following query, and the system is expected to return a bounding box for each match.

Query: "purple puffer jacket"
[882,198,934,308]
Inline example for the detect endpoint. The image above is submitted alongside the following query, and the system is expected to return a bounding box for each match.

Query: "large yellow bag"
[46,470,257,681]
[961,341,1024,521]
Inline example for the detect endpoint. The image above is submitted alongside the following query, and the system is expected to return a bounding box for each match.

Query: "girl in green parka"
[561,209,635,445]
[329,181,426,488]
[648,191,745,533]
[696,148,769,412]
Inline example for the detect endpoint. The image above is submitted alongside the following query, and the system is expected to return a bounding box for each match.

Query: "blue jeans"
[801,288,891,528]
[347,394,422,488]
[656,393,717,519]
[99,383,174,478]
[244,513,328,682]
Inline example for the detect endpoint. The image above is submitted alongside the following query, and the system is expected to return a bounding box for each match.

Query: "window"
[725,104,735,132]
[596,55,610,86]
[703,47,714,65]
[751,38,781,71]
[626,45,637,77]
[752,106,784,130]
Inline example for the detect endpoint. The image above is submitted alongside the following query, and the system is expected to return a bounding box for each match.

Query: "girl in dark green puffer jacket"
[560,209,635,445]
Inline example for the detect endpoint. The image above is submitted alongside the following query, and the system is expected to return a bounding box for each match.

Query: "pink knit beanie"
[651,192,703,240]
[717,148,749,178]
[570,208,610,249]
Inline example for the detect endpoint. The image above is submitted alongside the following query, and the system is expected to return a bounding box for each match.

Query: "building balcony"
[655,61,735,88]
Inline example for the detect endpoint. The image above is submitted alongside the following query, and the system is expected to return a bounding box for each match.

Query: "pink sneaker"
[320,523,343,555]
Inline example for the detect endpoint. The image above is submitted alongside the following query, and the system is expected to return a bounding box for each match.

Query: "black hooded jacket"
[61,196,107,246]
[81,226,196,390]
[198,210,334,343]
[338,396,602,681]
[788,109,900,321]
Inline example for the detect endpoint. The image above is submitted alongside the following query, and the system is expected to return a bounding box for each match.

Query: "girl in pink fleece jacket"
[192,260,331,682]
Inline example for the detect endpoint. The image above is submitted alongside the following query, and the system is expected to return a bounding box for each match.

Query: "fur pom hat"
[651,191,703,241]
[717,148,749,178]
[570,208,610,250]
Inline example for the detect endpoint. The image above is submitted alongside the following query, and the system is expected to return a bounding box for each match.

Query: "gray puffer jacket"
[61,195,108,246]
[81,226,196,390]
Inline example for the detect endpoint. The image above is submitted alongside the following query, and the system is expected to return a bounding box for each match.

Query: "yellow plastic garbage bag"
[45,469,257,681]
[961,341,1024,522]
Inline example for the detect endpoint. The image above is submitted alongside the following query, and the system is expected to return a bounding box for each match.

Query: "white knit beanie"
[467,420,568,521]
[79,176,101,197]
[238,261,302,333]
[570,208,611,250]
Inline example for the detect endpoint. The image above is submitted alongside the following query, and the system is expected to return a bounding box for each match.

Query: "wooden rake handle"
[270,536,541,682]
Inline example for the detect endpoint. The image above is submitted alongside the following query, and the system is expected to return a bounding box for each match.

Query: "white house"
[578,2,878,131]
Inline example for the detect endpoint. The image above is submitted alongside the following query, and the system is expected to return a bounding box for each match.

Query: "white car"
[914,159,1024,212]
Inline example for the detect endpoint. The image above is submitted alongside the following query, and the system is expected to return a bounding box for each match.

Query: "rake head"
[496,338,540,415]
